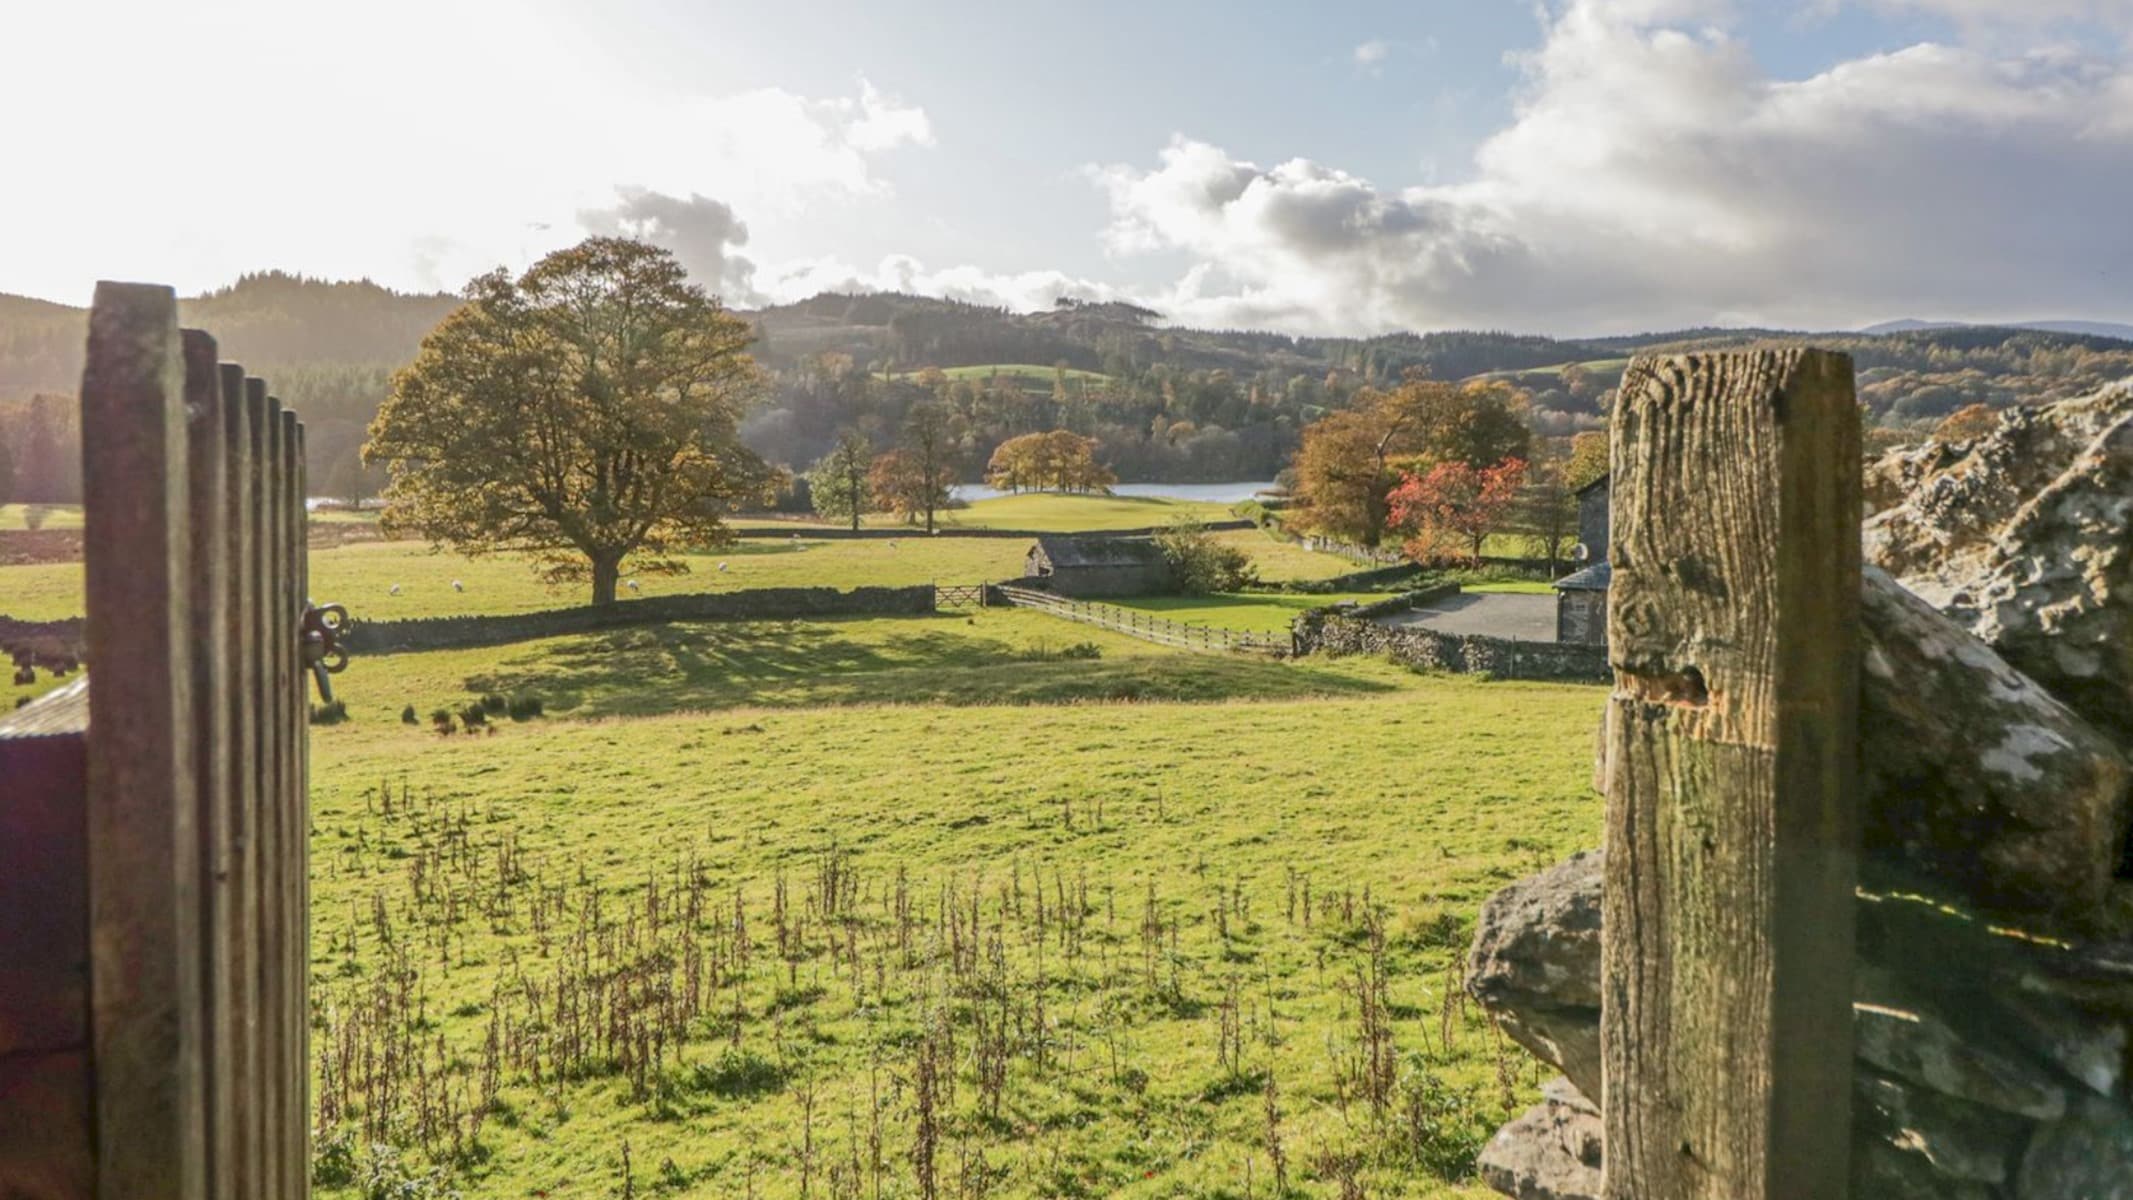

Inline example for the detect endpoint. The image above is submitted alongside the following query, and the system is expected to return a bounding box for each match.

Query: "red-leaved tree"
[1387,458,1528,566]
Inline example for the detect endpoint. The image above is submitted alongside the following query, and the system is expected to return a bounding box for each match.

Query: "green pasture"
[333,611,1420,721]
[1107,592,1386,634]
[306,611,1603,1199]
[0,518,1355,623]
[946,492,1237,532]
[0,502,84,530]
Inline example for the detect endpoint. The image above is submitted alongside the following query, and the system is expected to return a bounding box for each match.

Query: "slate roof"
[1552,561,1613,591]
[1030,535,1169,569]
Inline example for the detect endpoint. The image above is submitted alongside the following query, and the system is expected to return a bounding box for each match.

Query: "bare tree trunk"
[591,553,621,606]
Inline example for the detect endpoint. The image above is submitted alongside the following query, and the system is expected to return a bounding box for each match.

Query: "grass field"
[1107,593,1385,634]
[946,493,1237,532]
[0,522,1354,623]
[306,612,1603,1198]
[762,493,1243,534]
[7,506,1597,1196]
[0,502,84,530]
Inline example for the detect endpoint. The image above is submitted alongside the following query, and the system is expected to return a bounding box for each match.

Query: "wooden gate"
[0,283,336,1199]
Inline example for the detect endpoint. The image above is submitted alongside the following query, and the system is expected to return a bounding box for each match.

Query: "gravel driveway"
[1378,592,1557,642]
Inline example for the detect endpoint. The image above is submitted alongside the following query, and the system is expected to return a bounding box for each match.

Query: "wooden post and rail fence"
[991,584,1290,655]
[0,283,342,1199]
[0,280,1864,1200]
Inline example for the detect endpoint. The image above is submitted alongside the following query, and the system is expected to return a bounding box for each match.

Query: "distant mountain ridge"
[1862,317,2133,344]
[10,274,2133,498]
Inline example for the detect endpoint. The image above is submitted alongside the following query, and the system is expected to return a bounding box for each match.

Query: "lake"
[949,481,1278,504]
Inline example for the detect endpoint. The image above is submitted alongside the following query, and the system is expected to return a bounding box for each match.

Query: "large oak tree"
[365,237,771,604]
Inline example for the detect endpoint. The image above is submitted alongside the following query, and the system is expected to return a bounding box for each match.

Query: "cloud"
[843,79,937,152]
[557,79,934,304]
[651,79,931,215]
[1079,0,2133,334]
[576,189,760,303]
[1838,0,2133,31]
[1354,39,1391,69]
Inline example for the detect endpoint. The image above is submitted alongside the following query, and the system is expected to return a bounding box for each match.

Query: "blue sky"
[5,0,2132,334]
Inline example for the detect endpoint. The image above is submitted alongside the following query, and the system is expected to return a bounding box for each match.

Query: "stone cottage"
[1552,474,1611,646]
[1024,535,1172,598]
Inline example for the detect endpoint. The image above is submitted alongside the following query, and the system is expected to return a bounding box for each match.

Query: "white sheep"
[389,583,401,596]
[717,562,729,572]
[625,579,641,592]
[452,580,464,592]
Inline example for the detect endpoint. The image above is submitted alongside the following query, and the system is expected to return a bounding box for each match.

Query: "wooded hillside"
[6,275,2132,502]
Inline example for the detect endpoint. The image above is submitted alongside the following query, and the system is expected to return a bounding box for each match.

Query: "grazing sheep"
[625,579,640,592]
[717,562,729,572]
[389,583,401,596]
[452,580,464,592]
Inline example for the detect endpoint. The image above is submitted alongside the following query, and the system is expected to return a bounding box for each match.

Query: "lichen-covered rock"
[1466,857,2133,1200]
[1860,566,2133,920]
[1465,851,1603,1100]
[1477,1079,1601,1200]
[2016,1096,2133,1200]
[1850,1142,1997,1200]
[1864,379,2133,542]
[1867,380,2133,745]
[1995,991,2127,1097]
[1853,1070,2027,1183]
[1856,968,2071,1122]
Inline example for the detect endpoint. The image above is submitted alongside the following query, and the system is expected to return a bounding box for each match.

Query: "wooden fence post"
[220,363,262,1200]
[1601,350,1861,1199]
[284,412,310,1200]
[182,331,235,1200]
[81,282,208,1200]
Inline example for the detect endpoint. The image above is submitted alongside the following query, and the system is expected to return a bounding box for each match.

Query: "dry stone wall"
[1292,586,1608,683]
[344,585,936,654]
[1467,378,2133,1200]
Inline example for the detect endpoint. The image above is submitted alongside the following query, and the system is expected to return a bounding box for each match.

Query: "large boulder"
[1867,380,2133,745]
[1468,854,2133,1200]
[1466,851,1603,1100]
[1477,1079,1602,1200]
[1860,565,2132,921]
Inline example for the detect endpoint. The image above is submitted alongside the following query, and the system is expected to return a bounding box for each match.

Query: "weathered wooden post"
[82,283,209,1200]
[0,283,322,1200]
[1601,350,1861,1199]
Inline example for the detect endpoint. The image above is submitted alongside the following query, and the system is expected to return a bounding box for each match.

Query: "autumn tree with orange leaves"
[1387,457,1529,566]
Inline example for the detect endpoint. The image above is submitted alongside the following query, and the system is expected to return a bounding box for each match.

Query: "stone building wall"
[1554,588,1605,646]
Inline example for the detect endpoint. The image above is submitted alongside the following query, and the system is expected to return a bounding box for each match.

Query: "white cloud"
[1354,39,1391,68]
[1079,0,2133,334]
[577,189,761,303]
[0,0,935,303]
[844,80,938,153]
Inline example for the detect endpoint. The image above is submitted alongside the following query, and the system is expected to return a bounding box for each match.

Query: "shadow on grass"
[459,616,1395,718]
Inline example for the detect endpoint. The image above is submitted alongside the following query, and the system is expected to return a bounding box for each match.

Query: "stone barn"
[1024,535,1172,598]
[1552,561,1610,646]
[1553,474,1612,646]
